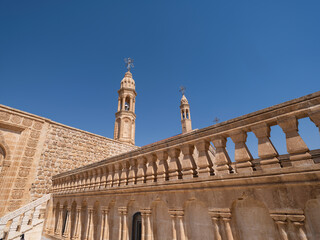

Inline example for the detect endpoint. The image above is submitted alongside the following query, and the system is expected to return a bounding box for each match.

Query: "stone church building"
[0,68,320,240]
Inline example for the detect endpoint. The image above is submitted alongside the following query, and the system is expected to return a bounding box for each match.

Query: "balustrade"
[52,92,320,194]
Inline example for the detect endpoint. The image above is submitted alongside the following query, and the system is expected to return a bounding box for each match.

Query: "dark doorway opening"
[132,212,142,240]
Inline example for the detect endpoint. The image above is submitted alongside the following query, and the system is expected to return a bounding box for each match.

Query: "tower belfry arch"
[113,58,137,145]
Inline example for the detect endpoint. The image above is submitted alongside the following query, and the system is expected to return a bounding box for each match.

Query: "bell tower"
[114,58,137,145]
[179,86,192,134]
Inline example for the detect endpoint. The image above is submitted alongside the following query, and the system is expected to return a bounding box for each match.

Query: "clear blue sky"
[1,1,319,156]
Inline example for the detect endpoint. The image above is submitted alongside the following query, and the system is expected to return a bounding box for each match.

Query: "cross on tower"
[124,58,134,72]
[179,86,186,95]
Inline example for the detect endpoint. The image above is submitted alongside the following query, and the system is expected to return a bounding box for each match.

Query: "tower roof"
[120,71,135,89]
[180,94,189,105]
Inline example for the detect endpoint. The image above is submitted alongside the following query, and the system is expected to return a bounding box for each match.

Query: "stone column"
[176,211,187,240]
[169,210,186,240]
[45,207,55,234]
[278,117,312,166]
[251,123,280,170]
[221,213,234,240]
[137,157,147,184]
[101,208,109,240]
[288,215,307,240]
[168,148,181,180]
[122,97,126,110]
[145,154,157,183]
[209,212,222,240]
[130,97,133,111]
[155,150,168,182]
[180,144,197,179]
[55,206,64,236]
[128,159,137,185]
[309,106,320,133]
[229,131,254,173]
[85,208,94,240]
[63,207,72,238]
[118,98,121,111]
[141,209,153,240]
[72,207,81,240]
[122,208,129,240]
[211,137,231,175]
[169,212,178,240]
[195,140,213,177]
[270,214,289,240]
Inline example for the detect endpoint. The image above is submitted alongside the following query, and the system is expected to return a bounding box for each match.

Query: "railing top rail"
[0,194,51,224]
[53,91,320,180]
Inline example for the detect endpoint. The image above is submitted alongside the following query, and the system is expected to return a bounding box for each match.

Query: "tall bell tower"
[179,86,192,134]
[114,58,137,145]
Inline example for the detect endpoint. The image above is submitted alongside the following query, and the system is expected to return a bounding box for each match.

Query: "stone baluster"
[136,157,147,184]
[128,159,137,185]
[145,154,157,183]
[211,137,232,175]
[113,163,121,187]
[86,207,94,240]
[288,215,307,240]
[141,209,153,240]
[72,207,81,240]
[155,150,169,182]
[180,144,197,179]
[195,140,213,177]
[270,214,289,240]
[120,161,129,186]
[91,170,96,189]
[106,165,114,188]
[278,117,312,166]
[309,106,320,133]
[7,215,21,239]
[220,213,234,240]
[95,168,101,189]
[63,207,72,238]
[251,123,280,170]
[55,206,64,236]
[100,208,109,240]
[99,167,106,189]
[85,172,91,191]
[168,148,182,180]
[229,131,254,173]
[20,209,33,232]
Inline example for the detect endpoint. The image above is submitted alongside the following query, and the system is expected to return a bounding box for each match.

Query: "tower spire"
[179,86,192,134]
[113,59,137,145]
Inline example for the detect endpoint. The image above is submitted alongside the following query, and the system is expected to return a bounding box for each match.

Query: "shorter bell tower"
[114,58,137,145]
[179,86,192,134]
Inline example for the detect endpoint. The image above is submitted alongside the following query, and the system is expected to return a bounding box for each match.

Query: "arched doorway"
[132,212,142,240]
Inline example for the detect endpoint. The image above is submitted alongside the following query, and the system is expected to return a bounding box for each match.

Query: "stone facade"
[0,105,138,217]
[45,91,320,240]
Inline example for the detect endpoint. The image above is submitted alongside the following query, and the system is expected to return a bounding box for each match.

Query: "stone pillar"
[128,159,137,185]
[101,208,109,240]
[278,117,312,166]
[155,151,168,182]
[168,148,182,180]
[177,211,187,240]
[180,144,197,179]
[122,208,128,240]
[118,98,121,111]
[221,213,234,240]
[63,208,72,238]
[145,154,157,183]
[288,215,307,240]
[169,212,178,240]
[137,157,147,184]
[309,106,320,133]
[72,207,81,240]
[209,211,222,240]
[211,137,231,175]
[45,207,55,234]
[122,97,126,110]
[130,97,133,111]
[85,208,94,240]
[251,123,280,170]
[229,131,254,173]
[195,140,213,177]
[141,209,153,240]
[55,206,64,236]
[169,210,186,240]
[270,214,289,240]
[118,208,123,240]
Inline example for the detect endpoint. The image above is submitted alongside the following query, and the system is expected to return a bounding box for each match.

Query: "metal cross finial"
[124,58,134,72]
[179,86,186,95]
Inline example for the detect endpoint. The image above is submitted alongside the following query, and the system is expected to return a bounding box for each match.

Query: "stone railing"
[52,92,320,194]
[0,194,51,240]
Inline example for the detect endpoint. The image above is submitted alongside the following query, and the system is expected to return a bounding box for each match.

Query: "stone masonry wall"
[30,122,137,199]
[0,105,138,216]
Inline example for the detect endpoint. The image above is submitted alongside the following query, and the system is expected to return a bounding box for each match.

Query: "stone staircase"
[0,194,51,240]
